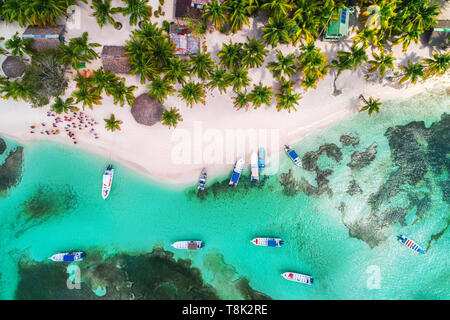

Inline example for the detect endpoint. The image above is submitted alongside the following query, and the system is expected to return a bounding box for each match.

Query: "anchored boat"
[284,145,302,167]
[171,240,204,250]
[398,235,425,254]
[198,168,207,191]
[250,152,259,182]
[281,272,313,285]
[229,158,244,187]
[258,148,265,172]
[49,251,84,262]
[102,165,114,200]
[251,238,283,247]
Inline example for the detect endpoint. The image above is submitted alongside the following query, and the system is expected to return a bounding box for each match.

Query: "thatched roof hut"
[1,56,26,78]
[22,25,65,52]
[101,46,131,74]
[131,94,164,126]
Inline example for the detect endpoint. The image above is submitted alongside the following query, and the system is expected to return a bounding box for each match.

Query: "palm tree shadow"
[399,51,421,65]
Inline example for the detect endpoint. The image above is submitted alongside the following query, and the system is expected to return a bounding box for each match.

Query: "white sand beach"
[0,1,449,187]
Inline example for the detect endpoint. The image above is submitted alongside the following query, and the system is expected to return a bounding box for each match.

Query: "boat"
[281,272,313,285]
[284,145,302,167]
[398,235,425,254]
[102,165,114,200]
[229,158,244,187]
[49,251,84,262]
[171,241,204,250]
[258,148,265,172]
[250,152,259,182]
[251,238,283,247]
[198,168,207,191]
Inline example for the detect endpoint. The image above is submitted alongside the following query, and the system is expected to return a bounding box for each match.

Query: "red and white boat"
[281,272,313,285]
[102,165,114,200]
[171,240,204,250]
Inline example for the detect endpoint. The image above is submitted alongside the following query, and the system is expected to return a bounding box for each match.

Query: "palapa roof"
[1,56,26,78]
[22,25,65,52]
[101,46,131,74]
[131,94,164,126]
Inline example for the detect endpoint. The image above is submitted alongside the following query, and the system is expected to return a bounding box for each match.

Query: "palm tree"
[297,42,329,85]
[359,95,381,115]
[300,73,319,92]
[109,79,137,107]
[189,51,216,81]
[268,50,297,80]
[163,58,190,85]
[218,41,244,71]
[0,37,8,56]
[0,79,29,101]
[50,97,79,114]
[178,81,206,107]
[422,51,449,77]
[393,27,420,52]
[261,0,292,18]
[104,113,123,132]
[248,82,272,109]
[120,0,152,26]
[147,76,175,103]
[276,79,301,113]
[367,50,396,78]
[134,22,165,45]
[5,32,34,61]
[91,67,118,95]
[160,107,183,128]
[207,68,231,94]
[148,39,176,71]
[202,0,228,30]
[333,44,368,76]
[226,66,250,92]
[399,60,425,84]
[91,0,122,29]
[60,32,101,69]
[242,37,268,69]
[352,28,379,49]
[72,86,102,109]
[233,90,250,110]
[261,17,298,47]
[225,0,250,33]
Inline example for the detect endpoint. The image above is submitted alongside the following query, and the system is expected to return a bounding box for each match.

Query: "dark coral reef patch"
[0,146,24,194]
[0,137,6,154]
[15,246,270,300]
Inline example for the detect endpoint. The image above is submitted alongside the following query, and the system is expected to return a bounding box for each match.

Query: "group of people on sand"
[29,110,99,144]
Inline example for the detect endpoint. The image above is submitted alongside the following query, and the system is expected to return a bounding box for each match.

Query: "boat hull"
[229,158,244,187]
[250,152,259,182]
[285,145,302,167]
[198,168,207,191]
[251,238,283,247]
[281,272,313,285]
[398,236,425,254]
[102,166,114,200]
[49,251,84,262]
[171,241,204,250]
[258,148,265,171]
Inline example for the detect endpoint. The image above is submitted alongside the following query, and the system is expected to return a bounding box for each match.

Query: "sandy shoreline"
[1,1,449,188]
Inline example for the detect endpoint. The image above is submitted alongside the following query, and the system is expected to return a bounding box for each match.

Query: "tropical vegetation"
[160,107,183,128]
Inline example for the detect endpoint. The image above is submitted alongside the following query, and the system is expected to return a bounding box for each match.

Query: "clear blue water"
[0,87,449,300]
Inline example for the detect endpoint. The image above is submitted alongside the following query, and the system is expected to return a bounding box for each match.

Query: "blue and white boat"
[49,251,84,262]
[284,145,302,167]
[258,148,265,172]
[281,272,313,285]
[229,158,244,187]
[250,152,259,182]
[251,237,283,247]
[171,240,204,250]
[398,235,425,254]
[198,168,207,191]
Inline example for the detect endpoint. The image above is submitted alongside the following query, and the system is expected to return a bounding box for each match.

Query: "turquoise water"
[0,87,449,300]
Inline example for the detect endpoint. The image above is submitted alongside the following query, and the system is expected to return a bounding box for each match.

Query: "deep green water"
[0,87,449,300]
